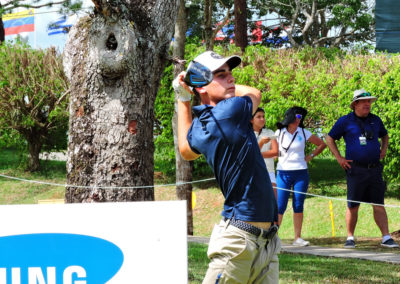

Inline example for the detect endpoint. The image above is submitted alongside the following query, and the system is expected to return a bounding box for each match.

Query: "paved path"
[188,236,400,264]
[39,152,67,161]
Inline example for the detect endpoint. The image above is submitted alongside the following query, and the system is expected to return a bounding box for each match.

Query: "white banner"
[0,201,188,284]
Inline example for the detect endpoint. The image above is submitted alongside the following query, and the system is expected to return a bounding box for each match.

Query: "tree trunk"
[172,0,194,236]
[234,0,247,52]
[204,0,214,50]
[0,17,4,44]
[63,1,179,203]
[26,135,42,172]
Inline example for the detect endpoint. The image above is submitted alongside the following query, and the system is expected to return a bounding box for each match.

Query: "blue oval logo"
[0,233,124,283]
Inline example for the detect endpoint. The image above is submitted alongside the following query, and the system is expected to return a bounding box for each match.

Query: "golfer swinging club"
[174,51,280,283]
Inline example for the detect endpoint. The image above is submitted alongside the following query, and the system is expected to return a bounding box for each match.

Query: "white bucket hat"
[350,88,377,109]
[193,51,241,73]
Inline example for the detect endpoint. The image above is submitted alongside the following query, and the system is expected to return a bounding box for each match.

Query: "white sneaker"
[292,238,310,246]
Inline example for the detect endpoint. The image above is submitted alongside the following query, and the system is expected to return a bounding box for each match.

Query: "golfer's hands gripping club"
[173,72,193,102]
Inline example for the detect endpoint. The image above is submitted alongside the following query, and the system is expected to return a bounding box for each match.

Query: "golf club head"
[184,61,213,88]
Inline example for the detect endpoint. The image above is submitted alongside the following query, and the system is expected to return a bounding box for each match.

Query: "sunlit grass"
[188,242,400,284]
[1,148,400,252]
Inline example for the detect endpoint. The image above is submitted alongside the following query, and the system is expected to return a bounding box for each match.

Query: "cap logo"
[210,52,223,59]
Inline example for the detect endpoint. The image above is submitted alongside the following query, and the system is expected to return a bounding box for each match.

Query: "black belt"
[352,161,380,169]
[224,218,278,240]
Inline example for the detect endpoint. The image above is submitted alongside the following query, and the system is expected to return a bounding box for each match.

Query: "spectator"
[275,106,326,246]
[326,89,399,248]
[251,107,279,198]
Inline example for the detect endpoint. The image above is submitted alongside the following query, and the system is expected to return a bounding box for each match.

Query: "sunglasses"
[295,114,303,119]
[355,92,371,99]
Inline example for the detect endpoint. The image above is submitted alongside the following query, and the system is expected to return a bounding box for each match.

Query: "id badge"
[359,136,367,146]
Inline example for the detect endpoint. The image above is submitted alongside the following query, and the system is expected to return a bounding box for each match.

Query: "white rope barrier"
[1,172,399,208]
[274,186,400,208]
[0,173,215,190]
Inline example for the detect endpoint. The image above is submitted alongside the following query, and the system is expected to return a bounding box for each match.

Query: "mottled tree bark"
[234,0,247,52]
[172,0,193,235]
[25,130,44,172]
[0,18,4,44]
[63,0,179,203]
[204,0,213,50]
[0,3,4,45]
[27,139,42,172]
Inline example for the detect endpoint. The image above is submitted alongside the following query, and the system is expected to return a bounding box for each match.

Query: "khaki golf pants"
[202,219,281,284]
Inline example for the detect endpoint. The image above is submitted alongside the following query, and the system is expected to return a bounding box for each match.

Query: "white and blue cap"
[193,51,241,72]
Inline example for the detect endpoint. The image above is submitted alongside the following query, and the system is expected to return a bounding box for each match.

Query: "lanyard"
[280,131,298,153]
[353,113,372,138]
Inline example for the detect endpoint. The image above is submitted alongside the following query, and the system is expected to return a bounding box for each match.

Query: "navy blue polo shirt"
[187,96,277,222]
[328,112,387,164]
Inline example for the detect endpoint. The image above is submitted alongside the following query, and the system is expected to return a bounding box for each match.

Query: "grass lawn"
[0,149,66,203]
[189,242,400,284]
[2,148,400,283]
[158,184,400,251]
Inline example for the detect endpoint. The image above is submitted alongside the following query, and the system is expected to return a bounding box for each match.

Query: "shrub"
[155,45,400,183]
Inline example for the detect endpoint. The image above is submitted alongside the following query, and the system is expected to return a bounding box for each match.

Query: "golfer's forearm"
[235,84,261,113]
[177,100,200,160]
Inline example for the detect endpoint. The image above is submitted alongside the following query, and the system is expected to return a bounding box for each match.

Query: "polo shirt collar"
[192,104,213,117]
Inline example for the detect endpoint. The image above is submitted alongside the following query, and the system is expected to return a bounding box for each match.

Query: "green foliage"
[154,64,175,176]
[0,128,24,150]
[238,46,400,183]
[0,42,69,170]
[155,44,400,184]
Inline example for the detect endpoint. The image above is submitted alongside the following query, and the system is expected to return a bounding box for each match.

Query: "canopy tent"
[376,0,400,53]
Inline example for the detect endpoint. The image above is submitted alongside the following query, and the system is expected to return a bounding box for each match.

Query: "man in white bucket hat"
[350,88,377,110]
[173,51,280,283]
[326,88,398,249]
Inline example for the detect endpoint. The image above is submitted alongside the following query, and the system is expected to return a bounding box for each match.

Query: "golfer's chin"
[225,92,235,99]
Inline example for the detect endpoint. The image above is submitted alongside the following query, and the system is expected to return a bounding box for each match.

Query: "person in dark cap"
[326,89,399,249]
[174,51,280,283]
[275,106,326,246]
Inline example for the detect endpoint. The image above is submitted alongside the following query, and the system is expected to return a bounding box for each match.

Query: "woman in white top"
[251,108,279,198]
[275,106,326,246]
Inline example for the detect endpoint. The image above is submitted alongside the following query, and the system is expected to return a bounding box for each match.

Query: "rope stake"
[329,200,335,237]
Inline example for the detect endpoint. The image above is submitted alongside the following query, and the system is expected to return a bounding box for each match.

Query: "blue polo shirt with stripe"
[187,96,277,222]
